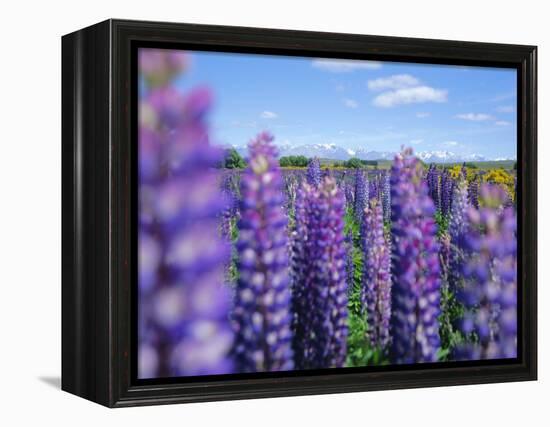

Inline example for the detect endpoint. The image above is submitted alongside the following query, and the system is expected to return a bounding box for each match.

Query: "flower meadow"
[138,49,518,379]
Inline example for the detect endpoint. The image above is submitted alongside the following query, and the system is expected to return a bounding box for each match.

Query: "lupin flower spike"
[233,132,294,373]
[291,177,348,369]
[389,148,441,364]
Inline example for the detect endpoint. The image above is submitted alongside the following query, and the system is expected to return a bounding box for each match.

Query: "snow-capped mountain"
[492,157,516,161]
[416,151,487,163]
[229,143,501,163]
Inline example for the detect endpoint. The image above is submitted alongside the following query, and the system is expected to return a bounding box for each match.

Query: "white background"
[0,0,545,425]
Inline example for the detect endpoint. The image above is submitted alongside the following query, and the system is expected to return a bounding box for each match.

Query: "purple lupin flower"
[503,185,514,208]
[389,148,441,364]
[440,170,455,216]
[369,176,379,201]
[454,184,517,360]
[468,176,479,209]
[344,232,356,296]
[233,132,294,373]
[344,179,355,210]
[289,183,312,368]
[426,164,440,210]
[460,163,468,180]
[354,169,369,224]
[220,173,239,241]
[139,48,189,88]
[220,203,234,242]
[514,175,517,207]
[138,49,233,378]
[439,233,451,282]
[306,157,322,187]
[291,177,348,369]
[448,176,470,293]
[381,170,391,223]
[361,199,392,349]
[221,170,241,205]
[283,173,298,214]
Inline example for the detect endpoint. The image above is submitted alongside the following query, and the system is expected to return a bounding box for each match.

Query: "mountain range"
[231,143,513,163]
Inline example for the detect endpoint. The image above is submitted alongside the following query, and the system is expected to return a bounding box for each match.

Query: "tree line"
[221,149,379,169]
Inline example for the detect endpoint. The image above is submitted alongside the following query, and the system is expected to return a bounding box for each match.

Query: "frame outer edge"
[89,19,538,407]
[61,20,113,408]
[527,45,537,380]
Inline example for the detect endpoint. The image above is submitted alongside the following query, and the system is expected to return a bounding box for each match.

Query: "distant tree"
[514,162,517,170]
[362,160,378,167]
[279,156,290,167]
[344,157,365,169]
[280,155,309,167]
[464,162,478,169]
[224,148,247,169]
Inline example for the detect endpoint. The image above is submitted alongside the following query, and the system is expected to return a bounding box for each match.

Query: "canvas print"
[137,48,517,379]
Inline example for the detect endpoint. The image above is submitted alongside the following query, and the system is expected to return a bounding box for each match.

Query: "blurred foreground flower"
[139,48,189,88]
[454,184,517,360]
[138,48,233,378]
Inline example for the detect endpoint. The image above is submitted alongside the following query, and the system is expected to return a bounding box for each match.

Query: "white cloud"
[311,58,382,73]
[416,112,431,118]
[495,120,511,126]
[368,74,420,91]
[455,113,494,121]
[343,98,359,109]
[496,105,515,113]
[410,139,423,145]
[260,111,278,119]
[373,86,448,108]
[443,141,459,146]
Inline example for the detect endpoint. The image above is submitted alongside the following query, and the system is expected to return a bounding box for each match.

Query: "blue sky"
[169,50,517,160]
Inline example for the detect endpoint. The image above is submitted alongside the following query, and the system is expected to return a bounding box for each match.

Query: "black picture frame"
[62,19,537,408]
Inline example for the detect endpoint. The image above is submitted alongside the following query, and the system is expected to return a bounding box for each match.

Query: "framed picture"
[62,19,537,407]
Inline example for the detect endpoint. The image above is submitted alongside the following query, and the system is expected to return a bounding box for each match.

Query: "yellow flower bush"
[483,168,515,201]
